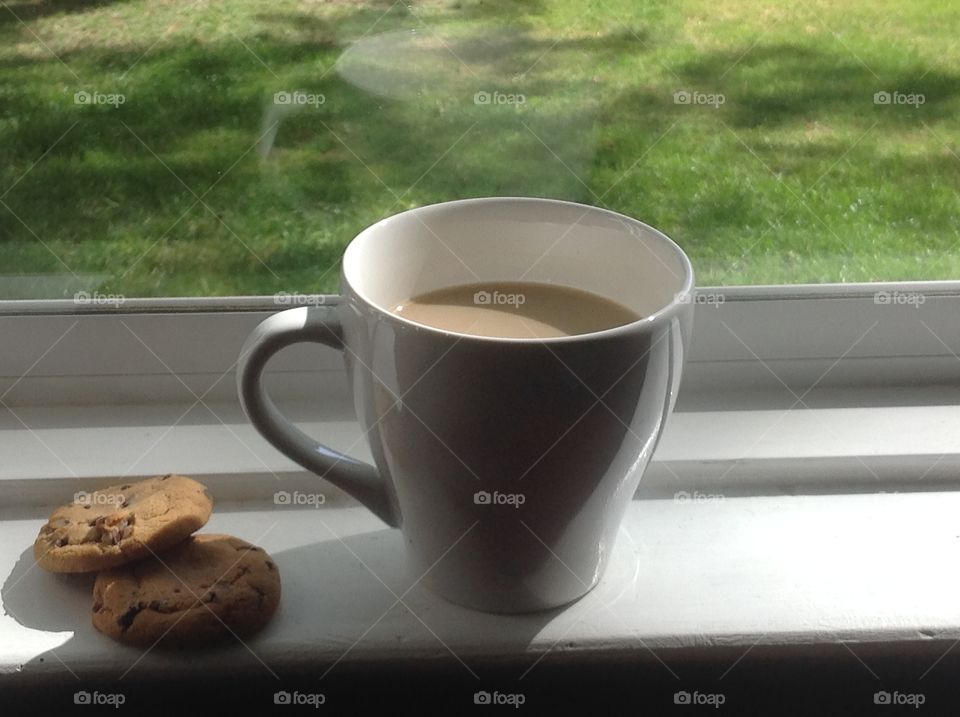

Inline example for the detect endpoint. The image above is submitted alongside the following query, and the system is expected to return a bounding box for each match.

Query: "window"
[2,0,957,299]
[3,2,960,709]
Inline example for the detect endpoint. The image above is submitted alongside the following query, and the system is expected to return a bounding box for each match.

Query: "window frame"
[2,280,959,408]
[2,280,959,499]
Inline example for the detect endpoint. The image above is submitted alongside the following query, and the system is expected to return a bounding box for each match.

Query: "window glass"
[1,0,955,300]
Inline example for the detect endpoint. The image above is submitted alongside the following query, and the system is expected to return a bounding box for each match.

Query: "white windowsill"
[5,491,960,684]
[3,395,960,685]
[4,284,960,685]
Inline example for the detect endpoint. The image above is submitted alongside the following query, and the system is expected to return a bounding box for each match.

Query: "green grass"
[1,0,958,297]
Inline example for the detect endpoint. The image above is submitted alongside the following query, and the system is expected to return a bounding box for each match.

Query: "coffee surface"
[391,281,641,338]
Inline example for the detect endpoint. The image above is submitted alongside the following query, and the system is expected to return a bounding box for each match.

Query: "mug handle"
[236,305,400,527]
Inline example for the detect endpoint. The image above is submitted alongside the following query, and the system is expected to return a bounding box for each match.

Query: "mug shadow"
[2,524,581,690]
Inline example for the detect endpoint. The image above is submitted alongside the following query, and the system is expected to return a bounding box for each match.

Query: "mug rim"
[342,196,695,343]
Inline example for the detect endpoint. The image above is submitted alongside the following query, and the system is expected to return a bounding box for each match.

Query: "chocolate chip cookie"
[92,533,281,647]
[34,475,213,573]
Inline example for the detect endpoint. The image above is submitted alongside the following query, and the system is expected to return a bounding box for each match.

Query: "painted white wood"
[2,284,960,680]
[3,492,960,684]
[2,283,960,407]
[2,399,958,514]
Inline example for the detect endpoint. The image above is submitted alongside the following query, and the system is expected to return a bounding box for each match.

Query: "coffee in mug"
[391,281,642,339]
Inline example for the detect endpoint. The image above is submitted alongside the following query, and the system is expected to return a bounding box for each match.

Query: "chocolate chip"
[117,605,143,630]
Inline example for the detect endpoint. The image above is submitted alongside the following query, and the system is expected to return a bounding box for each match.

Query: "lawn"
[1,0,958,298]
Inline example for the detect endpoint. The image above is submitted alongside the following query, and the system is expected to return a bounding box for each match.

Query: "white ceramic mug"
[237,197,694,613]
